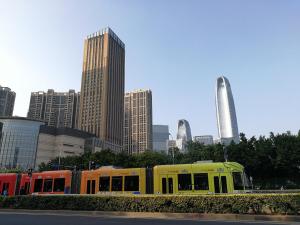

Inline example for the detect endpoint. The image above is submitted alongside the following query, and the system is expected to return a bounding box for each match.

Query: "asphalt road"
[0,212,295,225]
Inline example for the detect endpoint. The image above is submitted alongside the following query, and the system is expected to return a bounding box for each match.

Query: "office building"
[215,76,239,144]
[194,135,214,145]
[124,89,152,154]
[78,27,125,152]
[0,117,44,170]
[27,89,79,129]
[0,86,16,117]
[153,125,169,152]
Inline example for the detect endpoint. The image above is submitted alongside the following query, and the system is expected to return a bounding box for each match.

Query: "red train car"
[0,173,18,196]
[20,170,72,194]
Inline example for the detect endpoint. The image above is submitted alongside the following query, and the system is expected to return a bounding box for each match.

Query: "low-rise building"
[35,126,95,168]
[193,135,214,145]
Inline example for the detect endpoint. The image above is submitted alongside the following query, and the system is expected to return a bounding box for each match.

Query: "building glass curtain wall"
[215,76,239,143]
[0,118,44,170]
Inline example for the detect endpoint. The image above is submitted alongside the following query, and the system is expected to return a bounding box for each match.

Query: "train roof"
[153,162,244,172]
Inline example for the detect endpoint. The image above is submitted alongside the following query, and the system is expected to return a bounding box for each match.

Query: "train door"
[212,174,228,194]
[160,175,175,194]
[86,180,96,194]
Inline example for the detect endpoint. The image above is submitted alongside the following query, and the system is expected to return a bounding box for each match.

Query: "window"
[178,174,192,190]
[53,178,65,192]
[233,172,244,190]
[33,179,43,192]
[194,173,209,190]
[111,176,122,191]
[99,176,110,191]
[43,179,53,192]
[124,176,139,191]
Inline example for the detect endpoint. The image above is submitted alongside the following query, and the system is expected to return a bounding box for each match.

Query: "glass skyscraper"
[215,76,239,144]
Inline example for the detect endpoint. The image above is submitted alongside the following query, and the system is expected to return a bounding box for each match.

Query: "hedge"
[0,194,300,215]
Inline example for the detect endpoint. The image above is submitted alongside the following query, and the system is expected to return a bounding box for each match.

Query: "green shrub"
[0,194,299,215]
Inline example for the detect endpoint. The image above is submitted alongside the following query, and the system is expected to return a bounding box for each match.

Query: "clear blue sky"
[1,0,299,139]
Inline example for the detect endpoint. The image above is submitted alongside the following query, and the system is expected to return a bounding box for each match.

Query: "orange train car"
[80,166,147,194]
[0,173,18,196]
[20,170,72,194]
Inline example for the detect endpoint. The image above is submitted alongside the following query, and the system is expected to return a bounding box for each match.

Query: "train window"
[112,176,122,191]
[99,176,110,191]
[178,174,192,190]
[43,179,53,192]
[53,178,65,192]
[162,178,167,194]
[232,172,244,190]
[221,176,228,193]
[194,173,209,190]
[34,179,43,192]
[214,176,220,193]
[124,176,139,191]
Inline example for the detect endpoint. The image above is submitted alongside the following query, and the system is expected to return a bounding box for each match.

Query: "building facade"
[36,126,94,168]
[0,86,16,117]
[78,27,125,152]
[152,125,169,152]
[27,89,79,129]
[215,76,239,144]
[0,117,44,170]
[124,89,153,154]
[193,135,214,145]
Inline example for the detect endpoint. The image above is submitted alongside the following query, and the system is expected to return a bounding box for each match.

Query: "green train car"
[153,162,249,194]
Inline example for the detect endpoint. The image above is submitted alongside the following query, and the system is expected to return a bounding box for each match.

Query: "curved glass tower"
[176,119,192,152]
[176,119,192,141]
[215,76,239,143]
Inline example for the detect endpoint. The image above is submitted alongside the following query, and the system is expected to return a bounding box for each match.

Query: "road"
[0,212,296,225]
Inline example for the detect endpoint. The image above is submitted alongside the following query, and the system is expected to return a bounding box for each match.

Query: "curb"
[0,209,299,222]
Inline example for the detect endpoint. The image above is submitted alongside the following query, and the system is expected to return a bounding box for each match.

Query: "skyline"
[1,0,300,139]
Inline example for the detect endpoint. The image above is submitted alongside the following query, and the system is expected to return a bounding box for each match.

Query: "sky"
[0,0,300,139]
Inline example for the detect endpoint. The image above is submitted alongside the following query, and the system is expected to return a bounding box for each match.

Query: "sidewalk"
[0,209,299,223]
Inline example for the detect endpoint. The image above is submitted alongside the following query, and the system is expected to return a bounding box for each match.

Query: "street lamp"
[168,133,175,164]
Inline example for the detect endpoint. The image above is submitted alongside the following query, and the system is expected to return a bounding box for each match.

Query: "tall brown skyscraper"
[124,89,153,154]
[78,27,125,152]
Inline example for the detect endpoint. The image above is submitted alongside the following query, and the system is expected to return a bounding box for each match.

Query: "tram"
[0,161,249,196]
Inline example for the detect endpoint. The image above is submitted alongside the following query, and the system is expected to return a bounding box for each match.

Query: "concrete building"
[84,137,123,154]
[152,125,169,152]
[215,76,239,144]
[78,27,125,152]
[0,86,16,117]
[124,89,153,154]
[167,140,177,148]
[0,117,44,170]
[193,135,214,145]
[27,89,79,129]
[35,126,94,168]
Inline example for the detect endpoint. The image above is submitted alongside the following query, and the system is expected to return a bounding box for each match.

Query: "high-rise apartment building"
[0,86,16,117]
[215,76,239,144]
[124,89,153,154]
[27,89,79,129]
[78,27,125,152]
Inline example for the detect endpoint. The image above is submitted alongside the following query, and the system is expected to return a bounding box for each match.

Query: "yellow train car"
[80,166,146,194]
[153,162,248,194]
